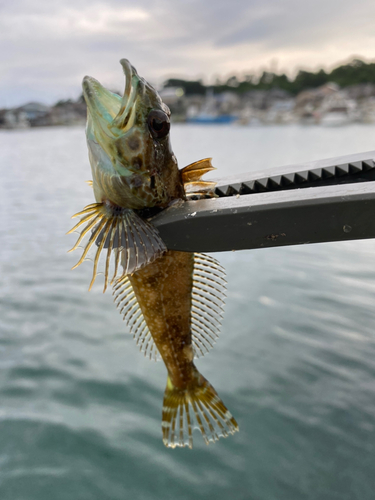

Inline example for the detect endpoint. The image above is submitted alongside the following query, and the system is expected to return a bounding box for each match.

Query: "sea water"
[1,124,375,499]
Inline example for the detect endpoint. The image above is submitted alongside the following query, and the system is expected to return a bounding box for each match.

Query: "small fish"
[68,59,238,448]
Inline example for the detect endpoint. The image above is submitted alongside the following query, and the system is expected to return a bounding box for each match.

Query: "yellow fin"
[86,180,93,187]
[68,203,166,292]
[184,181,217,195]
[162,370,238,449]
[180,158,215,182]
[181,159,217,199]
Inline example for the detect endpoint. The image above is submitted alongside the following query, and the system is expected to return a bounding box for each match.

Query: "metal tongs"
[151,150,375,252]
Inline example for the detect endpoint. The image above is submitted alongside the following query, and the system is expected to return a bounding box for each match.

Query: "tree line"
[164,59,375,96]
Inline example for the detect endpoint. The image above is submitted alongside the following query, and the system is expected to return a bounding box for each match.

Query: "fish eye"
[147,110,170,139]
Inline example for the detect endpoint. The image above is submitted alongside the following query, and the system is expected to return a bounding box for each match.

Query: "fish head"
[82,59,184,209]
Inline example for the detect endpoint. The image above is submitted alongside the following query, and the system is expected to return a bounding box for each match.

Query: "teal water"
[1,124,375,499]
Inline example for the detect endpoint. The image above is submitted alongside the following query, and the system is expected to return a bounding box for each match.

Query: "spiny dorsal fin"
[113,275,161,361]
[191,253,226,357]
[181,158,215,182]
[67,203,166,292]
[181,158,217,198]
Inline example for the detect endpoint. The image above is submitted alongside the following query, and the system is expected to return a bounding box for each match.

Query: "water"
[1,124,375,499]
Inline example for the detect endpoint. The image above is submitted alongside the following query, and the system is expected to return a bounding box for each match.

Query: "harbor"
[2,59,375,129]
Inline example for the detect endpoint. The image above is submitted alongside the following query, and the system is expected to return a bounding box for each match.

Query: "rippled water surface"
[1,124,375,499]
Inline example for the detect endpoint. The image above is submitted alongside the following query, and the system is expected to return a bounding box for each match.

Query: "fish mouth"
[82,59,139,134]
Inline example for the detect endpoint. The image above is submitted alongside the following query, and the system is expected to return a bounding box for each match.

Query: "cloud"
[1,0,375,107]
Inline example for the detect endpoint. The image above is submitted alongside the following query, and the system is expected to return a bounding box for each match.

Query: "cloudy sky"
[1,0,375,107]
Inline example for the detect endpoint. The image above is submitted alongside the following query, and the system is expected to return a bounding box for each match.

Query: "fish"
[68,59,239,448]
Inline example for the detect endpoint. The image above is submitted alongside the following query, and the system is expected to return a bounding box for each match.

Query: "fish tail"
[162,371,238,449]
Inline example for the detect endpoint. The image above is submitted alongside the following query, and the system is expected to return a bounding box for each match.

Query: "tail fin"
[162,372,238,449]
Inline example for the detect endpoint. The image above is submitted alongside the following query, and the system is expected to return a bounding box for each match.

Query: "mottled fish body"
[69,59,238,448]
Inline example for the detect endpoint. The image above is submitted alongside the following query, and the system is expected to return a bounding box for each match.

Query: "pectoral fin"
[68,203,166,292]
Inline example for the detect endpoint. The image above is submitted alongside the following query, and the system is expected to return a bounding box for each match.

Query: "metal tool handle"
[151,150,375,252]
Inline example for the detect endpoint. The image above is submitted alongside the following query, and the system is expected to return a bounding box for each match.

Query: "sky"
[1,0,375,108]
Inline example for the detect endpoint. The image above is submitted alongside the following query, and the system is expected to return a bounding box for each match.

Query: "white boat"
[320,107,352,126]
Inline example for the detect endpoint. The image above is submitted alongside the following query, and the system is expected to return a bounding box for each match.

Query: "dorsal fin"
[181,158,216,182]
[180,158,217,198]
[191,253,226,357]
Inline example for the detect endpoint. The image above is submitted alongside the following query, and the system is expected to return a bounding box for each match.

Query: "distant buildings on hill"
[159,82,375,126]
[2,82,375,129]
[0,98,86,129]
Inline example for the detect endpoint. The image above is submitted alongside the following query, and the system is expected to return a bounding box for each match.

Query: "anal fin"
[113,275,161,360]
